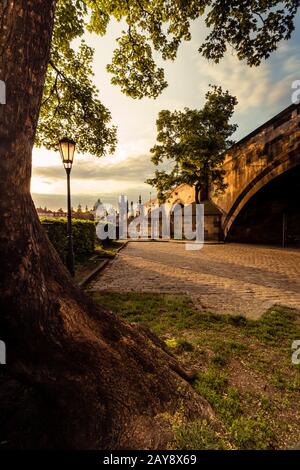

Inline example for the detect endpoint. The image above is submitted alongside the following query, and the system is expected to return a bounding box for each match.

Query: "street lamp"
[59,137,76,277]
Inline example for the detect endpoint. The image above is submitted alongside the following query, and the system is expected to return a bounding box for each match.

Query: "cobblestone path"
[90,241,300,318]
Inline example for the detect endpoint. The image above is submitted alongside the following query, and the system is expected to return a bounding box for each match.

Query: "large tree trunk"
[0,1,214,449]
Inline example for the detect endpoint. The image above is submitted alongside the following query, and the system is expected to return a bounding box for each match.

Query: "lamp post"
[59,137,76,277]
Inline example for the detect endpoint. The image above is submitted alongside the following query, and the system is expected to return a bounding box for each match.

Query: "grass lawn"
[92,292,300,450]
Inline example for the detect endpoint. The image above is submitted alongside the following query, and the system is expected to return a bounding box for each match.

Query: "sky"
[31,12,300,211]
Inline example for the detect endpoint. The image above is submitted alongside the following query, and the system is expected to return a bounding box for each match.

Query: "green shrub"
[195,369,242,425]
[229,416,275,450]
[41,218,96,263]
[72,219,96,256]
[170,419,228,450]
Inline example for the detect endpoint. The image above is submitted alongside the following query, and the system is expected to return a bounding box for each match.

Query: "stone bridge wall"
[213,103,300,237]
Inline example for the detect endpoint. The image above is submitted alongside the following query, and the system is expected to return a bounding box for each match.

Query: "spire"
[129,201,134,218]
[93,198,102,211]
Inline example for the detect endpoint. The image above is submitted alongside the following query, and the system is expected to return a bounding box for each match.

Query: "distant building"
[36,205,94,220]
[92,198,106,220]
[36,206,56,218]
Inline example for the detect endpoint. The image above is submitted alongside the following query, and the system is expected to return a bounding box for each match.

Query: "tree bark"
[0,1,214,449]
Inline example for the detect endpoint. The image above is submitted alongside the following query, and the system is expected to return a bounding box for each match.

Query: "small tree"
[147,86,238,203]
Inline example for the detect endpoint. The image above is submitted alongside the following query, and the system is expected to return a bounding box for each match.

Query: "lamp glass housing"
[59,138,76,169]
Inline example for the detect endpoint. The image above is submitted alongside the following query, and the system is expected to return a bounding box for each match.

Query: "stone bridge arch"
[213,103,300,243]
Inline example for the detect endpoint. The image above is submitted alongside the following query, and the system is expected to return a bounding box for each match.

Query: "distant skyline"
[32,14,300,211]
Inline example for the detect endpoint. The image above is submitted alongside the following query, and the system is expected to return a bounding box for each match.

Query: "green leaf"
[146,86,238,199]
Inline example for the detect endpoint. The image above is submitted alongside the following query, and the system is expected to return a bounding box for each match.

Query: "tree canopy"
[146,86,238,201]
[36,0,299,156]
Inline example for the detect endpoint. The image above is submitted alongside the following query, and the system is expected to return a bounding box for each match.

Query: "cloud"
[32,185,153,211]
[195,54,272,111]
[32,192,103,210]
[190,37,300,141]
[33,153,155,183]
